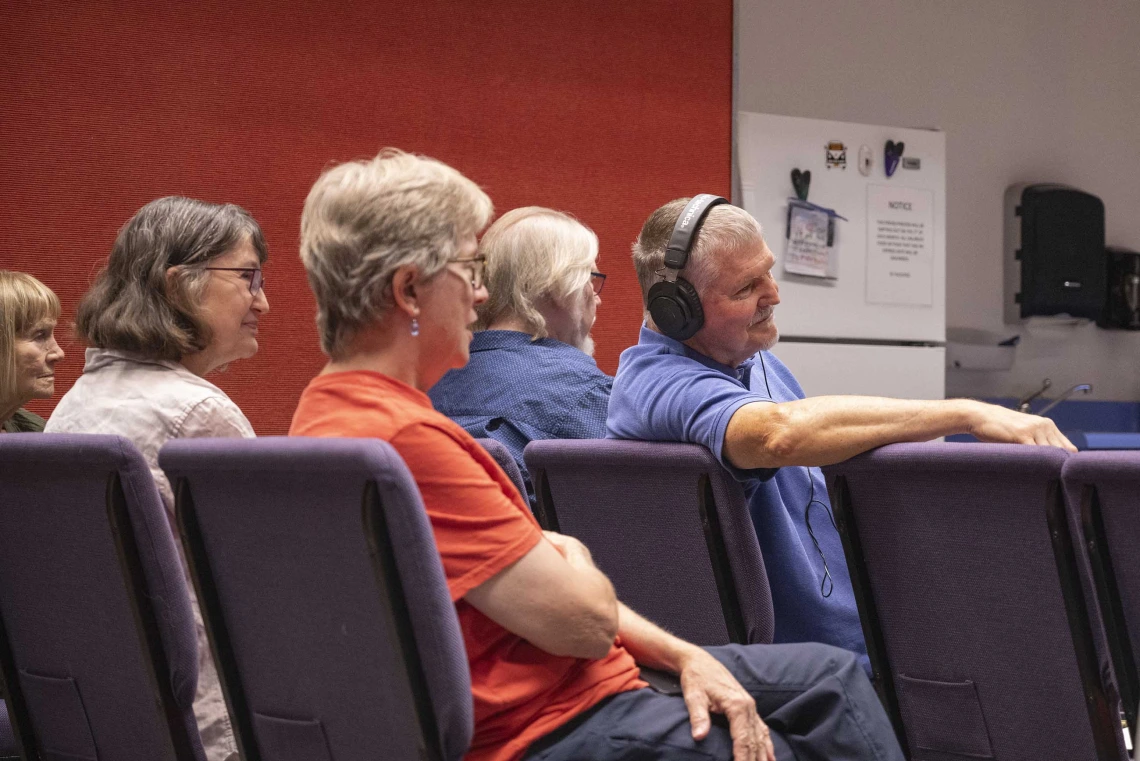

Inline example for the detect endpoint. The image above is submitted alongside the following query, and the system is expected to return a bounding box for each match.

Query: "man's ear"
[390,264,422,318]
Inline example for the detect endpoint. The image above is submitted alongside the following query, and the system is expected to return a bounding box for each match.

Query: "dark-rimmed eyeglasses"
[447,255,487,290]
[590,271,607,295]
[203,267,265,295]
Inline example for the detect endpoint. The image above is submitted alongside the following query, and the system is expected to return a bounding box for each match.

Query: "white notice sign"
[785,203,836,279]
[865,185,934,306]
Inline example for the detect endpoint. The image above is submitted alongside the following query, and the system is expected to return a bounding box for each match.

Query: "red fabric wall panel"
[1,1,731,433]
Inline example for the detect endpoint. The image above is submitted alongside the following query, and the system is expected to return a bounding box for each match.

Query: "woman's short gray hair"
[75,196,267,360]
[0,271,61,401]
[300,149,494,358]
[475,207,598,338]
[631,198,762,306]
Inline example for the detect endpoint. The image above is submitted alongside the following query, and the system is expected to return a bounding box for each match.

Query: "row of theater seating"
[525,440,1140,761]
[0,435,1137,760]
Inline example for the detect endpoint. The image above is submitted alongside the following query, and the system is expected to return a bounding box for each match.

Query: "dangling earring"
[410,318,420,337]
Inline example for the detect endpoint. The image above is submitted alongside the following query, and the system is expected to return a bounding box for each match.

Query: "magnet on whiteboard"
[825,141,847,169]
[884,140,905,177]
[791,168,811,201]
[858,145,873,176]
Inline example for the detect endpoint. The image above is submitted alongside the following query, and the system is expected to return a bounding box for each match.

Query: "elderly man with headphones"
[609,194,1076,674]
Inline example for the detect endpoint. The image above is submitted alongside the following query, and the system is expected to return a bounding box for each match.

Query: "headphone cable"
[805,473,837,598]
[759,353,836,599]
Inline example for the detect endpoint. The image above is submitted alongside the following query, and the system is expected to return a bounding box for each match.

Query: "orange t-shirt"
[289,371,646,761]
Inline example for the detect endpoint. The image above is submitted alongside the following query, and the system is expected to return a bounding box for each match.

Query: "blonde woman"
[0,271,64,433]
[429,207,609,505]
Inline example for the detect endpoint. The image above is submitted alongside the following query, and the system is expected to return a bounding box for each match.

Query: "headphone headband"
[648,193,730,341]
[662,194,728,276]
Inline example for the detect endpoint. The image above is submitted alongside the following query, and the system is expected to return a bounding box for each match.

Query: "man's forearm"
[726,396,977,469]
[727,394,1074,469]
[617,602,702,673]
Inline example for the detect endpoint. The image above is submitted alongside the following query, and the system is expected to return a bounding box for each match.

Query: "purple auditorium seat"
[475,438,528,505]
[826,443,1126,761]
[1063,452,1140,735]
[159,437,472,761]
[0,702,16,758]
[524,439,774,647]
[0,434,204,761]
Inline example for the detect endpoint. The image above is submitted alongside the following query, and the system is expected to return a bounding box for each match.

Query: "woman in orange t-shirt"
[290,149,902,761]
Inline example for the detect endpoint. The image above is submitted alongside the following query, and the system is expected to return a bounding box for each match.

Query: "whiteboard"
[736,112,946,344]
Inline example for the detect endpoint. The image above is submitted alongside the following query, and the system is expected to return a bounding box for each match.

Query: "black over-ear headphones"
[646,194,728,341]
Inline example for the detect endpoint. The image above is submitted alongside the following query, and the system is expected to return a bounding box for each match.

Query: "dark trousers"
[525,642,904,761]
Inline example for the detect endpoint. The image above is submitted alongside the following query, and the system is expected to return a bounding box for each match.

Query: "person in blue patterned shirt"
[430,207,610,507]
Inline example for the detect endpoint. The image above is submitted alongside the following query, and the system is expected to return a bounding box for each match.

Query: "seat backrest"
[1063,451,1140,732]
[0,433,203,761]
[825,443,1124,761]
[475,438,528,505]
[0,701,16,758]
[159,437,472,761]
[524,439,773,646]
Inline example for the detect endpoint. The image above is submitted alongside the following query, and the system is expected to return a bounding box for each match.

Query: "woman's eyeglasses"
[590,271,607,295]
[203,267,265,295]
[447,255,487,290]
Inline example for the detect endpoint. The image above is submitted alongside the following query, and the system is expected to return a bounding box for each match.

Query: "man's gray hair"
[299,149,494,358]
[475,207,598,338]
[631,198,762,307]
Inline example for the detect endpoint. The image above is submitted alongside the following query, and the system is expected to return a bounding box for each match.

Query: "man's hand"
[678,646,775,761]
[543,531,597,570]
[966,401,1077,452]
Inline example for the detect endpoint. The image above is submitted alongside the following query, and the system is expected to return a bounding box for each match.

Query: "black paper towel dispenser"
[1099,246,1140,330]
[1004,183,1105,323]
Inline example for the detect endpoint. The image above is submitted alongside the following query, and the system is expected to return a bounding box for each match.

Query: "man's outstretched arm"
[724,396,1075,471]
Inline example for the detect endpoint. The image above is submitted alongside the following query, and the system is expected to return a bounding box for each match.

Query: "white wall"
[736,0,1140,401]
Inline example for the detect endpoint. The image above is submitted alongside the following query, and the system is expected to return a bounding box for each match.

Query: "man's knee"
[778,642,864,688]
[708,642,863,689]
[799,642,860,675]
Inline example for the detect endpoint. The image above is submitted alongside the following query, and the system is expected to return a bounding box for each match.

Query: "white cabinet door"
[770,342,946,400]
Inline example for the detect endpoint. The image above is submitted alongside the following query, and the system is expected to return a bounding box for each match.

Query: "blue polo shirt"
[608,326,867,667]
[430,330,612,507]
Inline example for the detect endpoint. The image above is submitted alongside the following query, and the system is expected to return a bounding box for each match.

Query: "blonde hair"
[475,207,598,338]
[0,271,61,401]
[631,198,762,307]
[300,149,494,358]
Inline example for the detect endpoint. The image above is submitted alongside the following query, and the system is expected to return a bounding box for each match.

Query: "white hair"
[299,149,493,358]
[631,198,762,306]
[475,207,598,339]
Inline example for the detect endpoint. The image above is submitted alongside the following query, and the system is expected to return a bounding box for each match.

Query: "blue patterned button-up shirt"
[429,330,612,506]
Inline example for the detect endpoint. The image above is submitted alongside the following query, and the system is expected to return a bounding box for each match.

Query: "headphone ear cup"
[648,278,704,341]
[671,277,704,340]
[648,280,685,338]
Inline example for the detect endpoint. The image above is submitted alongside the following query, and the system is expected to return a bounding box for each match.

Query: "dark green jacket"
[1,408,46,433]
[0,408,42,698]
